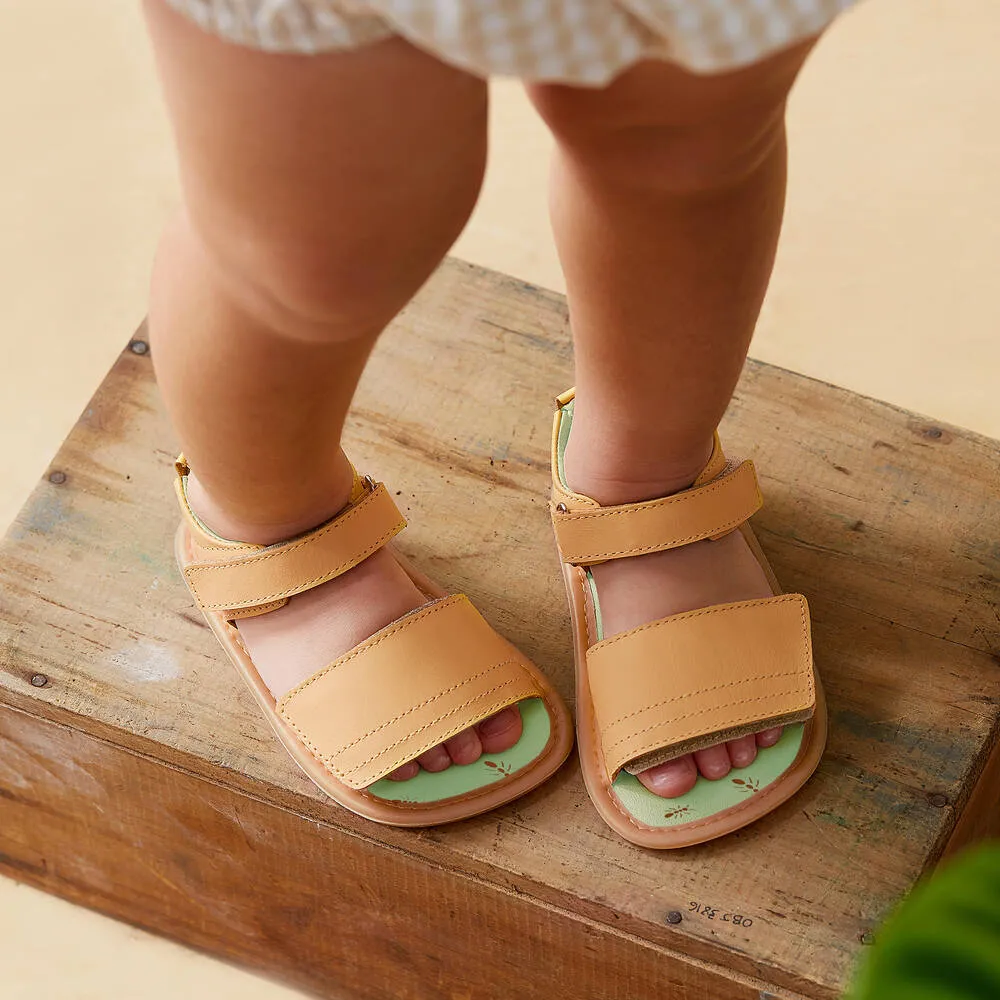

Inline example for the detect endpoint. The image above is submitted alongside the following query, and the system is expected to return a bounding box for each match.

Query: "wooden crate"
[1,259,998,1000]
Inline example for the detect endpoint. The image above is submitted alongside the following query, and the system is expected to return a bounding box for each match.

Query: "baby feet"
[186,424,773,802]
[186,474,523,785]
[563,423,782,800]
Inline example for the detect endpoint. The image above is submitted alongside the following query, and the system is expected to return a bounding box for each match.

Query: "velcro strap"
[553,459,762,565]
[184,483,406,613]
[587,595,814,779]
[277,595,542,788]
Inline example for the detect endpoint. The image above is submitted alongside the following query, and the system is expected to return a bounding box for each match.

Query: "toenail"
[385,762,418,782]
[646,761,688,790]
[647,772,676,792]
[479,709,515,738]
[448,730,479,756]
[419,747,451,771]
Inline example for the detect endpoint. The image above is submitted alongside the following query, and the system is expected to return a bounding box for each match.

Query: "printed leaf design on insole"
[663,805,692,820]
[483,759,513,779]
[732,777,761,794]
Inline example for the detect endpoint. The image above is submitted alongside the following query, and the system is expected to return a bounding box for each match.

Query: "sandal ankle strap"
[175,458,406,618]
[549,392,762,565]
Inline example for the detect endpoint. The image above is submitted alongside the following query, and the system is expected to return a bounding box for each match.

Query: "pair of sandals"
[175,389,826,849]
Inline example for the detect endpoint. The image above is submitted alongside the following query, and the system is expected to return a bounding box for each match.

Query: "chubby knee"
[634,108,787,195]
[529,41,813,195]
[533,83,787,195]
[193,219,421,345]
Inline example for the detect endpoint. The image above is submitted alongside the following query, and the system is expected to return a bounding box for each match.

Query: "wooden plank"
[1,257,998,998]
[943,722,1000,858]
[0,703,786,1000]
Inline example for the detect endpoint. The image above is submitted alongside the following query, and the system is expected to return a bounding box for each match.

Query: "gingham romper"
[165,0,858,83]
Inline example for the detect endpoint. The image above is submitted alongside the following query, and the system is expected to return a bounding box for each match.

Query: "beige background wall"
[1,1,997,996]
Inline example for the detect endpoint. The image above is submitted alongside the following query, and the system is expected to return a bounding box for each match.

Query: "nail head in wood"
[129,340,150,356]
[48,471,67,485]
[928,792,948,808]
[30,674,49,688]
[665,911,682,925]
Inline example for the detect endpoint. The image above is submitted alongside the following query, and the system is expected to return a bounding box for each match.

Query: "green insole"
[369,696,551,804]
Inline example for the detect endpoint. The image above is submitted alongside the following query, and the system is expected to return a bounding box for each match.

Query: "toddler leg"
[529,40,817,797]
[145,1,521,780]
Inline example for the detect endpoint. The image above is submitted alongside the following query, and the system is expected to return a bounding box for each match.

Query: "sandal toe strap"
[588,595,815,779]
[277,595,543,789]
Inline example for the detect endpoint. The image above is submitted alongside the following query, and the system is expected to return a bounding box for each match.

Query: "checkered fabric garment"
[166,0,857,82]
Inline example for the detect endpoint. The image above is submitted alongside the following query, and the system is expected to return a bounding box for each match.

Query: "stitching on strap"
[556,460,754,523]
[280,676,531,783]
[604,688,813,754]
[591,594,805,650]
[331,660,514,754]
[188,519,404,609]
[340,676,529,778]
[602,669,809,731]
[191,485,398,575]
[277,596,463,708]
[594,595,814,764]
[561,509,756,561]
[554,461,761,562]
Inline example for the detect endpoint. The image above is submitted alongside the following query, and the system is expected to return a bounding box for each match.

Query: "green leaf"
[848,842,1000,1000]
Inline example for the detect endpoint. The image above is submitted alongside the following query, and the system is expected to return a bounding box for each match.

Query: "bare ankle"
[185,463,355,546]
[562,411,713,506]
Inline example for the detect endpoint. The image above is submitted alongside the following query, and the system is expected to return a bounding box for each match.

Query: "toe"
[694,744,732,780]
[385,760,420,782]
[756,726,783,748]
[726,735,758,768]
[417,744,452,773]
[637,754,698,798]
[445,727,483,766]
[477,705,522,754]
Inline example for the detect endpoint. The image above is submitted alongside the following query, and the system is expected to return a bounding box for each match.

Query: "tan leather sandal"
[174,458,573,827]
[550,389,827,848]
